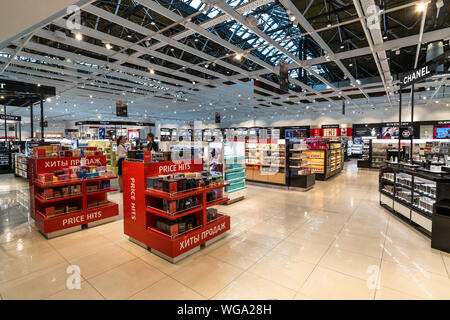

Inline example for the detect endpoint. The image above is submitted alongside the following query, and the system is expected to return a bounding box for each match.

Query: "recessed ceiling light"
[416,3,426,12]
[105,43,113,50]
[340,45,344,49]
[75,33,83,41]
[151,21,156,25]
[127,35,132,38]
[234,53,242,60]
[349,63,353,67]
[150,69,155,74]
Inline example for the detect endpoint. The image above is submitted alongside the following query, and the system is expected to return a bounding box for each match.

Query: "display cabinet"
[14,153,28,179]
[29,156,119,238]
[379,162,450,253]
[287,139,315,190]
[122,159,230,263]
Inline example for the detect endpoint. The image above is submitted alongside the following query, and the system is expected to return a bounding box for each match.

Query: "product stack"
[301,139,343,180]
[379,163,450,239]
[123,159,231,263]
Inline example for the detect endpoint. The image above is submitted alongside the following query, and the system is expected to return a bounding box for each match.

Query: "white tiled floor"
[1,160,450,300]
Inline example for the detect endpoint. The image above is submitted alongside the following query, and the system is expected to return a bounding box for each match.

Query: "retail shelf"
[227,186,247,194]
[206,197,230,207]
[34,179,84,188]
[35,193,83,203]
[87,188,119,195]
[225,167,246,173]
[145,183,228,200]
[145,205,203,220]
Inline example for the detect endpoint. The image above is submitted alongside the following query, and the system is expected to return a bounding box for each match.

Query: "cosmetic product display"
[300,138,343,180]
[223,141,247,203]
[245,139,286,185]
[124,159,230,263]
[379,163,450,242]
[287,139,315,190]
[29,155,119,238]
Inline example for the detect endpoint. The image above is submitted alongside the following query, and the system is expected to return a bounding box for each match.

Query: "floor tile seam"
[376,277,440,300]
[209,268,296,300]
[73,253,141,281]
[379,255,450,278]
[441,254,450,280]
[125,275,175,300]
[374,214,391,299]
[86,257,152,300]
[165,275,210,300]
[80,277,108,300]
[374,285,426,300]
[244,266,314,295]
[381,219,446,276]
[0,260,70,298]
[291,221,344,298]
[210,235,284,272]
[181,265,246,301]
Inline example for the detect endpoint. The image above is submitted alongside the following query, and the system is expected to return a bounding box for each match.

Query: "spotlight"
[105,43,113,50]
[234,53,242,60]
[150,69,155,74]
[416,3,426,12]
[75,33,83,41]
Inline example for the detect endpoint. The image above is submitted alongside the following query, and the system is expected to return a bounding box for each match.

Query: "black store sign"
[0,114,21,121]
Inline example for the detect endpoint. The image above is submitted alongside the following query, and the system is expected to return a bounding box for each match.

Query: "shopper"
[117,136,127,192]
[146,133,158,151]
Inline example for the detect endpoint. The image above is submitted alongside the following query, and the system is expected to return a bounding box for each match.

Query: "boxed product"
[43,188,54,199]
[45,206,55,216]
[207,208,218,222]
[61,187,70,197]
[86,184,98,193]
[163,179,178,194]
[72,149,81,157]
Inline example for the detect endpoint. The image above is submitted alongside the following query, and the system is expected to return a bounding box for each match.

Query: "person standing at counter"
[146,133,158,151]
[117,136,127,192]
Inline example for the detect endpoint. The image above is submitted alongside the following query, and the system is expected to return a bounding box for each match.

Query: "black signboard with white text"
[0,114,21,121]
[400,65,435,88]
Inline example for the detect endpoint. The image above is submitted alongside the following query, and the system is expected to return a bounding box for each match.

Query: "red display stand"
[122,159,231,263]
[29,156,119,238]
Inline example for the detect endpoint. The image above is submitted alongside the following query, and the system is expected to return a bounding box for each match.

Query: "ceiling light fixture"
[234,53,242,60]
[105,43,113,50]
[75,33,83,41]
[150,69,155,74]
[416,2,426,12]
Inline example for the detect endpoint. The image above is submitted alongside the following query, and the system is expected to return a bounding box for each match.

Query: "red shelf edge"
[145,205,203,220]
[35,193,83,203]
[87,188,119,195]
[206,197,230,208]
[145,183,230,200]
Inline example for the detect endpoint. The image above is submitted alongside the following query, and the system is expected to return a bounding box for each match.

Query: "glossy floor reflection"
[1,162,450,300]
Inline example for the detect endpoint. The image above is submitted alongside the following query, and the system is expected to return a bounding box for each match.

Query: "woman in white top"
[117,136,127,192]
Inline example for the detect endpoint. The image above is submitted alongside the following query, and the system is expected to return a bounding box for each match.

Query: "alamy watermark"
[66,265,81,290]
[66,5,81,30]
[366,5,381,30]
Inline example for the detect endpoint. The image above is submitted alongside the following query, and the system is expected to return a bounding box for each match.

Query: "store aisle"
[1,162,450,300]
